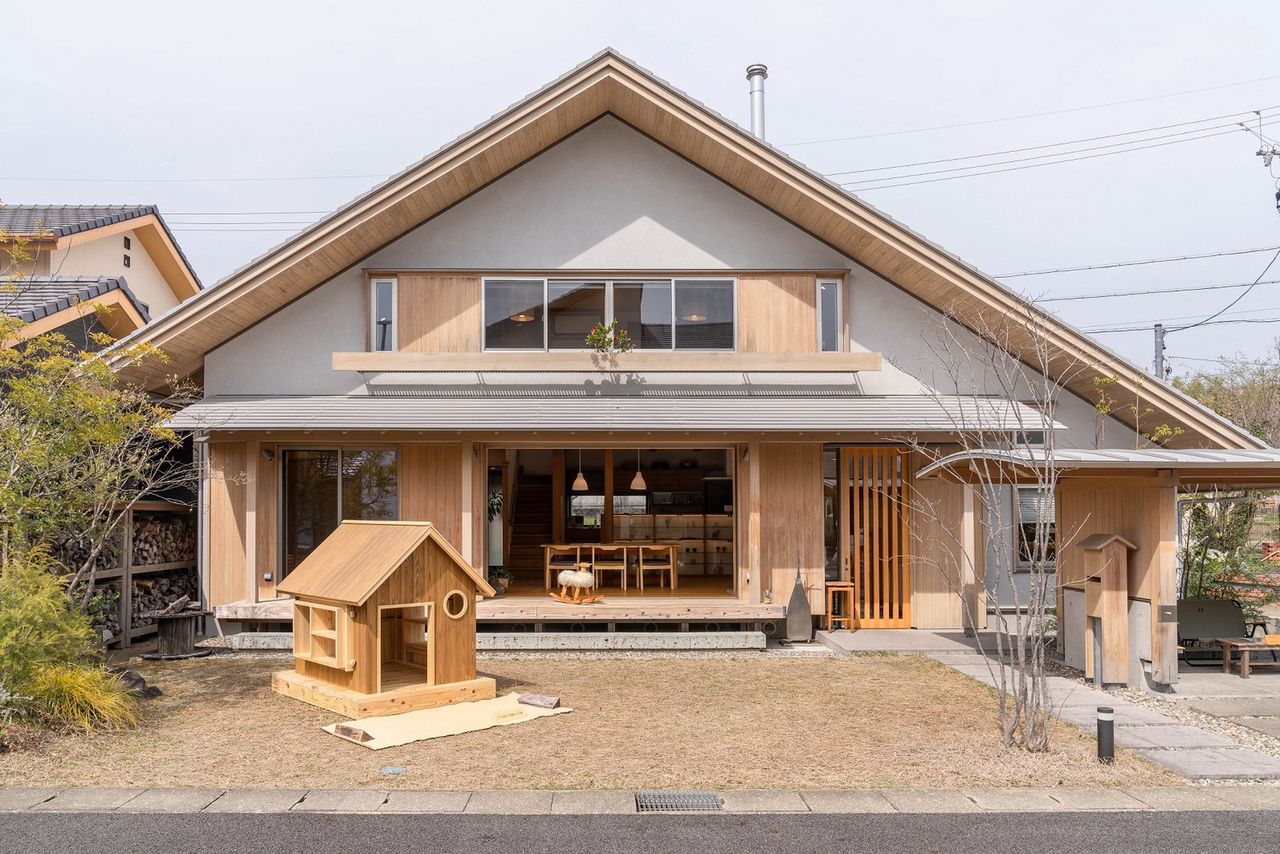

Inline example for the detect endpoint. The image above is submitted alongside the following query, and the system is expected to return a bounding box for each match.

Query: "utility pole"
[1153,323,1166,381]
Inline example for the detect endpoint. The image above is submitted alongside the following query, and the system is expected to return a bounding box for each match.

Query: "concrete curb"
[3,786,1279,815]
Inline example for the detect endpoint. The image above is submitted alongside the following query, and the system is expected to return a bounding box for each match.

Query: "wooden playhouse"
[271,520,497,717]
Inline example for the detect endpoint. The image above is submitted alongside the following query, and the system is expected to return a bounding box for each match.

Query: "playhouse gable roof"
[276,520,495,605]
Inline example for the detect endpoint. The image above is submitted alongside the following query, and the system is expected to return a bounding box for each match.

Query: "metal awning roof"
[917,448,1280,488]
[169,394,1052,433]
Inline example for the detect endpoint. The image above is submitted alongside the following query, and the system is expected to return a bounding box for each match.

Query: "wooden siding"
[1057,478,1178,683]
[400,444,464,549]
[255,443,279,601]
[738,274,817,353]
[397,274,482,352]
[208,441,248,607]
[910,478,984,630]
[843,448,913,628]
[759,444,824,612]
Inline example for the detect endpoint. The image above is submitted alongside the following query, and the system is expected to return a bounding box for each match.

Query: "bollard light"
[1097,706,1115,764]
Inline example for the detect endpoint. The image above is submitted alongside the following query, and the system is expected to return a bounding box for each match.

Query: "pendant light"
[630,448,647,491]
[509,311,535,322]
[572,448,589,491]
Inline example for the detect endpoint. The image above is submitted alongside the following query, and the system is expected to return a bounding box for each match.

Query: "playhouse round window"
[443,589,469,619]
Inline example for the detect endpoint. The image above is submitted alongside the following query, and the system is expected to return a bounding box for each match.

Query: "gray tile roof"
[0,204,157,237]
[0,205,202,290]
[1,276,150,324]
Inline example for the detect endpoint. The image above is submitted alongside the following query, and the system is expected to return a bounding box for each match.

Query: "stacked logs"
[131,512,195,567]
[56,536,122,575]
[130,570,199,629]
[91,583,122,642]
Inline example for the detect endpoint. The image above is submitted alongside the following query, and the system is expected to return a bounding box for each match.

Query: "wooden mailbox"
[1080,533,1136,686]
[271,520,497,717]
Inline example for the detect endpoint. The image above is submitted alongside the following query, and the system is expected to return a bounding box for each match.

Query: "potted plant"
[489,566,512,596]
[585,319,633,354]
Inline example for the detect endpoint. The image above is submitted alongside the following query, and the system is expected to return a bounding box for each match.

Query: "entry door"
[839,448,912,628]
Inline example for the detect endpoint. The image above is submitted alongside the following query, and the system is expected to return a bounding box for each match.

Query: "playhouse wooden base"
[272,670,497,718]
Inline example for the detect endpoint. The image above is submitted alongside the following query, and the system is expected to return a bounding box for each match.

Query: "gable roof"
[2,275,150,324]
[106,49,1264,450]
[2,204,202,298]
[275,520,495,605]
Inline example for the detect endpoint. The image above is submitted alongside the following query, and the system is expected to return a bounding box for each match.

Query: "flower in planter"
[585,320,633,354]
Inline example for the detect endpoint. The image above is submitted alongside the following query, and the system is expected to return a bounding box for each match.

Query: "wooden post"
[602,449,614,543]
[837,449,850,583]
[1152,482,1179,685]
[551,449,565,543]
[460,441,474,565]
[244,441,258,602]
[747,440,762,605]
[960,485,978,634]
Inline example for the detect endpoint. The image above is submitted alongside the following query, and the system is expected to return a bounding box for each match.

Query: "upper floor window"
[817,278,842,352]
[482,277,736,351]
[370,278,397,351]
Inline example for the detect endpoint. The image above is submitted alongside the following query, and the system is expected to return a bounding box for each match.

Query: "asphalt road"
[1,811,1272,854]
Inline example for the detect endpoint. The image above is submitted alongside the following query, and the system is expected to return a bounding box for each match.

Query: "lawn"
[0,653,1176,790]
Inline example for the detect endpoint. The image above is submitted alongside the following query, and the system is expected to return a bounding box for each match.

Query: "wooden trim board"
[272,669,496,717]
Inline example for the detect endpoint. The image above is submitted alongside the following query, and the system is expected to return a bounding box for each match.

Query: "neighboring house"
[109,50,1280,688]
[1,204,201,346]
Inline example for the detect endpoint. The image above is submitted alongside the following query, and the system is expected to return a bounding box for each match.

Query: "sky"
[4,1,1279,376]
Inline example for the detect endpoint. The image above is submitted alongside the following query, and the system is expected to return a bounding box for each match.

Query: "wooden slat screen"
[846,448,912,628]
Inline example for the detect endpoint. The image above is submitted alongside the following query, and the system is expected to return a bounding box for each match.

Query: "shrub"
[0,548,136,731]
[27,665,138,731]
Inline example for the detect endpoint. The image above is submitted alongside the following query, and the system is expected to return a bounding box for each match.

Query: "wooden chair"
[591,545,629,592]
[637,545,675,592]
[544,545,580,590]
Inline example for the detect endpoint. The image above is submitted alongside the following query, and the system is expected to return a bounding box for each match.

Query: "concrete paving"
[1184,698,1280,717]
[7,785,1280,815]
[1238,718,1280,738]
[203,789,306,812]
[380,790,472,813]
[290,789,389,812]
[1113,724,1237,749]
[463,790,555,814]
[116,788,223,812]
[28,788,140,811]
[550,791,637,814]
[1133,747,1280,780]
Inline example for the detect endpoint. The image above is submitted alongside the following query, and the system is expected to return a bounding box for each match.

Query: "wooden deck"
[217,595,783,624]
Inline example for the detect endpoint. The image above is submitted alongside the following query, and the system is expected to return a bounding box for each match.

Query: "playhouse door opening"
[379,603,432,692]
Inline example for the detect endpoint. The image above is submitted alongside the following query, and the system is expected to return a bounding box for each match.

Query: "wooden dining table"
[542,543,679,591]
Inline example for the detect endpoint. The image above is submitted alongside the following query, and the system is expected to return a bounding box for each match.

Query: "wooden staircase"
[507,475,552,579]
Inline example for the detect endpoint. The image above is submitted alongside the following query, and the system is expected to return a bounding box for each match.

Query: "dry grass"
[0,654,1178,790]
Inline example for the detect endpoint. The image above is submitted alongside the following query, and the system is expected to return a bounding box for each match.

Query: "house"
[108,50,1280,689]
[272,520,497,717]
[1,204,201,347]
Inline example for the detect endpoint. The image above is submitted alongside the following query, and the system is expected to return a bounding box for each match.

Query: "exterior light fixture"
[630,448,647,491]
[572,448,589,491]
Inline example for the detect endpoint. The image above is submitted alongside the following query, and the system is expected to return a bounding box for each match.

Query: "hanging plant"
[585,320,633,354]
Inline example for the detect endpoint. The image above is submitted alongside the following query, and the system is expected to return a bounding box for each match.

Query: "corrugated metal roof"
[169,394,1050,433]
[1,276,150,323]
[918,448,1280,480]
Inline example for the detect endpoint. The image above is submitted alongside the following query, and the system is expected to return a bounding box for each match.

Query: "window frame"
[480,275,738,353]
[369,277,398,352]
[816,277,843,352]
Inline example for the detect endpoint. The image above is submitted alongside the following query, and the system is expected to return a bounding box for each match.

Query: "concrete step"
[478,631,767,651]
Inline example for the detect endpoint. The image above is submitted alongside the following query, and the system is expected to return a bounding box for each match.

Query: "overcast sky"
[4,1,1278,375]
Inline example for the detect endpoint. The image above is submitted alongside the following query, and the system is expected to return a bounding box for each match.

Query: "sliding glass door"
[281,448,398,578]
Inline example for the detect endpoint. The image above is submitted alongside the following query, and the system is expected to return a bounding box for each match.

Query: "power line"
[1089,316,1280,334]
[1172,247,1280,331]
[779,72,1280,147]
[997,245,1280,278]
[1038,277,1280,302]
[846,120,1277,190]
[825,106,1277,178]
[1,173,383,184]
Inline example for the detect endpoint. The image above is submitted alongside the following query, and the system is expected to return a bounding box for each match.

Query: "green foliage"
[1174,345,1280,446]
[0,549,97,695]
[585,320,633,354]
[1179,498,1280,622]
[26,664,138,732]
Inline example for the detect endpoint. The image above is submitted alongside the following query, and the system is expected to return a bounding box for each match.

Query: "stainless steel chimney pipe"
[746,64,768,139]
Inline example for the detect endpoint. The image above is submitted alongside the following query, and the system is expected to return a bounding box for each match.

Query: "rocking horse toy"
[550,563,605,605]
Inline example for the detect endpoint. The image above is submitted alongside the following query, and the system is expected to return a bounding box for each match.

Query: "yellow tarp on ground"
[322,693,572,750]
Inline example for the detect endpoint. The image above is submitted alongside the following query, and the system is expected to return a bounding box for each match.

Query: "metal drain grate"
[635,791,724,813]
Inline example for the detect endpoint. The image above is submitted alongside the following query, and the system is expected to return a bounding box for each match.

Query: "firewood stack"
[131,513,195,566]
[91,583,122,640]
[130,570,200,629]
[57,536,122,575]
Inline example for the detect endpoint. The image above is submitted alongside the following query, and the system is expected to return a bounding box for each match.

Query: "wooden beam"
[244,441,258,603]
[602,448,614,543]
[747,441,762,605]
[333,351,882,373]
